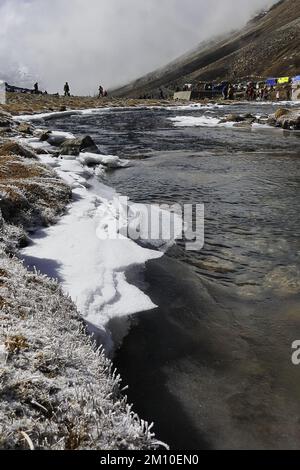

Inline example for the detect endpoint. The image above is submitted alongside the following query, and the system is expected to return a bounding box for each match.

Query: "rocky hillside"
[112,0,300,98]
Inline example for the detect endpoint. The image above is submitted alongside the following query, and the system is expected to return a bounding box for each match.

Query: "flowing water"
[48,103,300,450]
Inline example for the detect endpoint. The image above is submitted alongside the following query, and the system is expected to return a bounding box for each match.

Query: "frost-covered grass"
[0,151,71,229]
[0,255,159,450]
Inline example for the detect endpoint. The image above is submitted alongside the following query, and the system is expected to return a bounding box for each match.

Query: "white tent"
[292,77,300,102]
[0,80,6,105]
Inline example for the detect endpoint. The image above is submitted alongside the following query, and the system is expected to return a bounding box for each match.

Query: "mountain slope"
[112,0,300,98]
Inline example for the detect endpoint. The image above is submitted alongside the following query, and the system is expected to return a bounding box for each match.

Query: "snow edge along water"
[15,110,169,355]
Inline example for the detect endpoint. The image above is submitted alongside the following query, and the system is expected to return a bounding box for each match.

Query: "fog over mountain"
[0,0,276,94]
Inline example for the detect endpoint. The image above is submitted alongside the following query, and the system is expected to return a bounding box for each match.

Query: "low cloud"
[0,0,277,94]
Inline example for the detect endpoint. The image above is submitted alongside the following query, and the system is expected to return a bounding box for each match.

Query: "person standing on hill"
[262,86,269,101]
[98,85,104,98]
[33,82,39,94]
[246,83,255,101]
[227,84,234,100]
[222,83,228,100]
[64,82,70,96]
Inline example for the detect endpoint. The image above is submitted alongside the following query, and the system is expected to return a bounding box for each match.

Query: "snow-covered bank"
[169,115,278,130]
[13,108,113,122]
[21,183,162,350]
[18,129,166,353]
[169,106,299,130]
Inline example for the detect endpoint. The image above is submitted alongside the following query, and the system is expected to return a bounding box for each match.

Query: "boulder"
[221,114,245,123]
[34,147,50,155]
[0,127,13,136]
[47,134,69,146]
[274,108,290,120]
[279,113,300,130]
[59,136,100,156]
[39,130,52,142]
[0,118,13,128]
[267,115,277,126]
[233,121,253,128]
[0,141,37,159]
[274,110,300,130]
[17,123,33,135]
[0,111,13,128]
[244,113,256,120]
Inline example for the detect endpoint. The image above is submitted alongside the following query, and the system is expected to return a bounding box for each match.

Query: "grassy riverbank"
[1,92,176,116]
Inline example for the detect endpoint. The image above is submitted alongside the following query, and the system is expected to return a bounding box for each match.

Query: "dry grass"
[5,335,29,354]
[0,155,44,180]
[0,92,172,116]
[0,142,37,159]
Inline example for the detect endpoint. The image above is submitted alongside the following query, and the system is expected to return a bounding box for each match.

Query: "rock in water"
[233,121,253,128]
[220,114,246,123]
[39,130,52,141]
[0,119,12,128]
[60,136,100,156]
[280,113,300,130]
[17,123,34,135]
[275,110,300,130]
[47,134,69,146]
[274,108,290,120]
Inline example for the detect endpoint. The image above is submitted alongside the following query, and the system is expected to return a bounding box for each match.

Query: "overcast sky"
[0,0,277,94]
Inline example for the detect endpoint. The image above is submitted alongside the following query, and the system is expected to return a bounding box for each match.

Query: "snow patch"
[14,107,112,122]
[165,103,225,111]
[19,130,166,346]
[169,115,235,128]
[78,152,129,168]
[21,184,162,336]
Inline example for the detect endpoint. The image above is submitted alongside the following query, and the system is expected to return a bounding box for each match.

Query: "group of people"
[64,82,108,98]
[222,82,260,101]
[34,82,108,98]
[221,81,292,102]
[33,81,71,97]
[245,83,291,101]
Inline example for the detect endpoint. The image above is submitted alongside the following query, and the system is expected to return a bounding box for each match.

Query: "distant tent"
[292,76,300,101]
[0,80,5,105]
[266,78,277,86]
[5,83,33,94]
[277,77,290,84]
